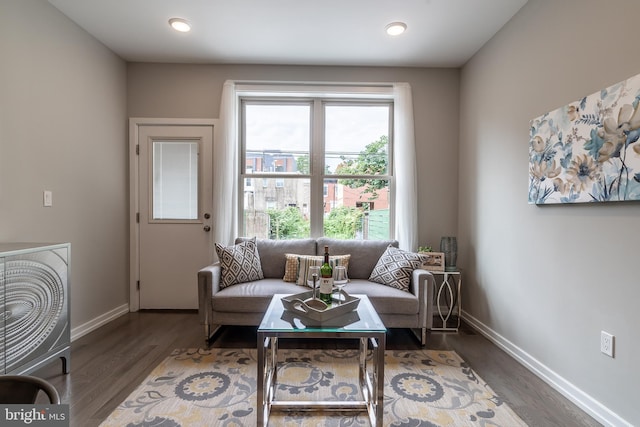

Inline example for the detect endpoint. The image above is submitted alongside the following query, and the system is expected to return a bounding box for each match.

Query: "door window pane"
[153,141,198,220]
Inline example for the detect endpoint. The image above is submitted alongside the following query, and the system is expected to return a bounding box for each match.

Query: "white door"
[137,124,214,309]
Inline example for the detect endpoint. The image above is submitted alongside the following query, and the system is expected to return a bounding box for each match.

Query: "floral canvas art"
[529,72,640,204]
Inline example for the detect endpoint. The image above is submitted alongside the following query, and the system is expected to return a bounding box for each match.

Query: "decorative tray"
[281,290,360,322]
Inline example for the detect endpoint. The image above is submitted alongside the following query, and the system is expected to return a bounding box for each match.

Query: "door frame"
[129,118,218,312]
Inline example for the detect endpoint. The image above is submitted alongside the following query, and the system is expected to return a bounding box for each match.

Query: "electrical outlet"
[601,331,614,357]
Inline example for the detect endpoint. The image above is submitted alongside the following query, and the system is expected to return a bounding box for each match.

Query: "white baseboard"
[70,303,130,342]
[461,310,632,427]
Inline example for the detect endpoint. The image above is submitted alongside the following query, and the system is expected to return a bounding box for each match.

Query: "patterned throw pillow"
[369,246,427,292]
[283,254,351,287]
[215,238,264,289]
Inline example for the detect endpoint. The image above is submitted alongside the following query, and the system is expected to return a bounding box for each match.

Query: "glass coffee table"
[257,294,386,426]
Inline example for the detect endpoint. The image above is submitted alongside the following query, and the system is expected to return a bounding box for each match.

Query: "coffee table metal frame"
[257,294,386,427]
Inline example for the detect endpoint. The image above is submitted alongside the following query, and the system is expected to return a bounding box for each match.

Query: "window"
[152,140,198,220]
[240,99,392,240]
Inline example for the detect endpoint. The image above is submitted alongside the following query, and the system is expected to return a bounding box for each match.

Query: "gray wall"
[0,0,129,329]
[459,0,639,424]
[127,63,460,248]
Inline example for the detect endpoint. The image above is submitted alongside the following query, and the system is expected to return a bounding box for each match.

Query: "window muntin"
[241,98,392,240]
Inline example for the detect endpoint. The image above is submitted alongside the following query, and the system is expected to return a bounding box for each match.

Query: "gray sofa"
[197,237,435,345]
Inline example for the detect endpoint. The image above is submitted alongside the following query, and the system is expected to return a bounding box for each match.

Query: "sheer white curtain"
[213,80,239,246]
[393,82,418,251]
[214,80,418,250]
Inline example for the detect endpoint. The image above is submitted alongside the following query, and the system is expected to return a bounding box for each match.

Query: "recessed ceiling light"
[385,22,407,36]
[169,18,191,33]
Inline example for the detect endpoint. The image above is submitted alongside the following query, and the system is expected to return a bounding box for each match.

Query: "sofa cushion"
[316,238,398,279]
[236,237,316,279]
[369,246,426,292]
[215,238,264,288]
[283,254,351,286]
[346,280,419,315]
[211,279,301,313]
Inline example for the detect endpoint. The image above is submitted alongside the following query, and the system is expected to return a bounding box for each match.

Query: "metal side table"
[430,270,462,332]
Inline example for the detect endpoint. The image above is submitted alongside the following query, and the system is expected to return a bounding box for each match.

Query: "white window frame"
[237,86,395,239]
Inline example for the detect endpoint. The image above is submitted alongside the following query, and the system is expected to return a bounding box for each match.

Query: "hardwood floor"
[33,311,601,427]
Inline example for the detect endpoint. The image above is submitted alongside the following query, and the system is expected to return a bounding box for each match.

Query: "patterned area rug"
[100,348,527,427]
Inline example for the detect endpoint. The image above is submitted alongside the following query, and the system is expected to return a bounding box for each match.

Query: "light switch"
[43,190,53,207]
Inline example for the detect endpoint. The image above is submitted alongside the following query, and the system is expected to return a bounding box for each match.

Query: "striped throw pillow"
[283,254,351,287]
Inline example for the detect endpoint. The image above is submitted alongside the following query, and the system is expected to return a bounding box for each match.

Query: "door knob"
[203,225,211,232]
[204,213,211,219]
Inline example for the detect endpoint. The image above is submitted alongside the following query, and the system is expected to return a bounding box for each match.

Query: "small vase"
[440,236,457,272]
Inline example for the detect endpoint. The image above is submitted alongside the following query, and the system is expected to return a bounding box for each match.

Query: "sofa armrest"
[197,262,221,326]
[411,268,435,329]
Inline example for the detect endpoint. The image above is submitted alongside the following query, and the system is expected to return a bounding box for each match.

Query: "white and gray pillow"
[369,245,426,292]
[215,237,264,288]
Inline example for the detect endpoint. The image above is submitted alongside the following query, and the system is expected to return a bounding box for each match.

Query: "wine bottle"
[319,246,333,305]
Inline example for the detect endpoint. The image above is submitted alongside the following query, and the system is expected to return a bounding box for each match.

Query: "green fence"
[365,209,389,240]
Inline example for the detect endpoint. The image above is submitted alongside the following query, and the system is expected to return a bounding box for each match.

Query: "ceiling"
[48,0,528,68]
